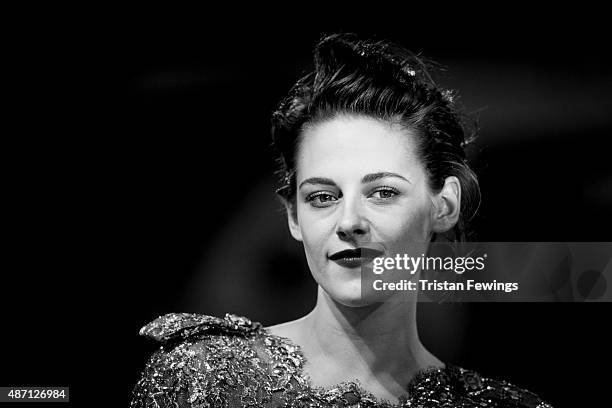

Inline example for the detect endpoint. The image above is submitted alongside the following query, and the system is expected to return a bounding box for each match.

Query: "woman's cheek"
[380,204,431,243]
[300,222,328,264]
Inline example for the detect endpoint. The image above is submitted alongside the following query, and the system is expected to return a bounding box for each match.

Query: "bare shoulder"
[267,318,302,339]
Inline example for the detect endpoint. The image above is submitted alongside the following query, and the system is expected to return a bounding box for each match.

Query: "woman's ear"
[431,176,461,233]
[284,202,303,241]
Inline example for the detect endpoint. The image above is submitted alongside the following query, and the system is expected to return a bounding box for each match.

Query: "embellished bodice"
[131,313,552,408]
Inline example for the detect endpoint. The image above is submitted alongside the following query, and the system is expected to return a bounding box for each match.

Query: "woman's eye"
[306,192,338,207]
[370,187,399,200]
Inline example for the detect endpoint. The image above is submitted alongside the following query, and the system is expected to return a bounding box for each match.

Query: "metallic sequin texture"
[132,313,553,407]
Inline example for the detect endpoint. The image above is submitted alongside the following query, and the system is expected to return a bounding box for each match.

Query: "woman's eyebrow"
[362,172,411,184]
[299,173,410,189]
[298,177,336,189]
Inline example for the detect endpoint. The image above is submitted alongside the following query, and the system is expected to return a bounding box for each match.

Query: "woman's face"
[288,115,438,307]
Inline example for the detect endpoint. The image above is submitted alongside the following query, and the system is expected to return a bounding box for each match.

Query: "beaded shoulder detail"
[138,312,262,343]
[132,313,553,408]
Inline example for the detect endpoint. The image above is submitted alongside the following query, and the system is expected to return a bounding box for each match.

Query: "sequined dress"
[131,313,552,408]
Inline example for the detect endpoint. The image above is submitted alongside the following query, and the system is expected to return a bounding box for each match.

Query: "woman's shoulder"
[435,364,553,408]
[131,313,553,408]
[137,312,263,343]
[131,312,302,408]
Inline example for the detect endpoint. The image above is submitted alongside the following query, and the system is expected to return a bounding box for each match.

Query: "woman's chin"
[322,281,390,308]
[314,264,397,307]
[334,296,379,308]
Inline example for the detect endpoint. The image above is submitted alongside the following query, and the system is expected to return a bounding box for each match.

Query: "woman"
[132,33,551,407]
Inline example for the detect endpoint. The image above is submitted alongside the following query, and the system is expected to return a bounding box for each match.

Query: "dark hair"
[271,33,480,241]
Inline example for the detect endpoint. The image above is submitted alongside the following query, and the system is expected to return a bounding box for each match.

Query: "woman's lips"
[329,248,384,269]
[331,257,370,268]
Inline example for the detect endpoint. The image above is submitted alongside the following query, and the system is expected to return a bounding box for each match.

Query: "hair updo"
[271,33,480,241]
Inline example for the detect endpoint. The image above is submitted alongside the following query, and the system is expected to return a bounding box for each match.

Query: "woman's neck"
[281,287,443,401]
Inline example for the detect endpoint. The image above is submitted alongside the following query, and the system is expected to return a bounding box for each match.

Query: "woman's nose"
[335,198,369,241]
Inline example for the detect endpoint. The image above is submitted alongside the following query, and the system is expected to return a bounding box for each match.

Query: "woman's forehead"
[297,116,421,177]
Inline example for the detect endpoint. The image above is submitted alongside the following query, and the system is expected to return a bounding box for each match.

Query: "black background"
[3,5,611,407]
